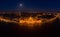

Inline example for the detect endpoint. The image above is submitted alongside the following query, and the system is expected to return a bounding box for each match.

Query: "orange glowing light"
[19,16,42,27]
[0,16,42,27]
[0,17,17,23]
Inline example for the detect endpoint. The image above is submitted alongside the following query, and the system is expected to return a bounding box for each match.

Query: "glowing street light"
[20,3,23,7]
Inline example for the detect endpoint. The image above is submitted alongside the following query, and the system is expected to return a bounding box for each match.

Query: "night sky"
[0,0,60,10]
